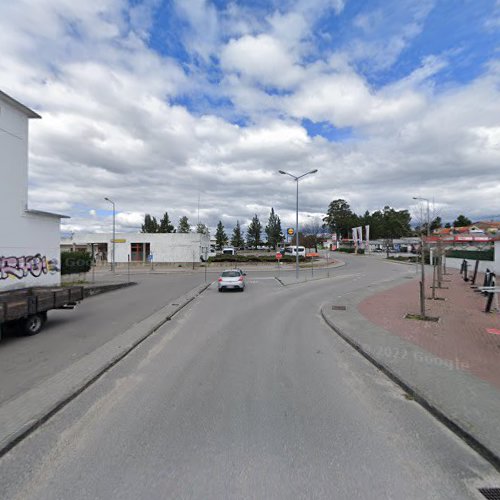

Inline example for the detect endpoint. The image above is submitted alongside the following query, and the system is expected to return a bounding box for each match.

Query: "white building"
[0,91,66,292]
[61,232,211,264]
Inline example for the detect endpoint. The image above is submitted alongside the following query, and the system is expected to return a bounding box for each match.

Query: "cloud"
[1,0,499,236]
[221,34,304,88]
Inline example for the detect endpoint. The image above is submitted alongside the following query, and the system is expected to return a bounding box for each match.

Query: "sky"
[1,0,500,234]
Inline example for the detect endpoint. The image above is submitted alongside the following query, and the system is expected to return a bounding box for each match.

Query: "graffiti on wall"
[0,254,60,281]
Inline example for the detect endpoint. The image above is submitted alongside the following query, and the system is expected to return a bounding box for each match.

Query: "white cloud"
[221,34,305,88]
[1,0,499,235]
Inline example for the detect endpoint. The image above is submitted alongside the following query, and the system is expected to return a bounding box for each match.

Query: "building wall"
[0,97,61,291]
[63,233,211,263]
[0,99,29,217]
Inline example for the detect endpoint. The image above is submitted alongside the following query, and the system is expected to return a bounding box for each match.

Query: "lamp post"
[104,197,116,272]
[279,169,318,280]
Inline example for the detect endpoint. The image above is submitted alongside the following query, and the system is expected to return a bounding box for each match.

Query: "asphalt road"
[1,256,498,499]
[0,272,206,404]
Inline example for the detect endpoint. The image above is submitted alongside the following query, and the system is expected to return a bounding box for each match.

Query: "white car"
[218,269,246,292]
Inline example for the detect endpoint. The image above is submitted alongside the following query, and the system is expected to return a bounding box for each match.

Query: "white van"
[285,245,306,257]
[222,247,236,256]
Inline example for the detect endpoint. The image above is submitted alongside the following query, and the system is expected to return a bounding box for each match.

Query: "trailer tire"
[21,314,44,336]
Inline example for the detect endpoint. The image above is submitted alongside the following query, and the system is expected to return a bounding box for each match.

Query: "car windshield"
[221,271,240,277]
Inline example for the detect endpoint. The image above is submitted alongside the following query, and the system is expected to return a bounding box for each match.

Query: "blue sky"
[1,0,499,232]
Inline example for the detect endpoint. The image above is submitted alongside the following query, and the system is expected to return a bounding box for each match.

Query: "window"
[221,271,241,277]
[130,242,150,262]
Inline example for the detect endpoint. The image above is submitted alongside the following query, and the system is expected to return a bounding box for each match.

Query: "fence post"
[463,260,469,282]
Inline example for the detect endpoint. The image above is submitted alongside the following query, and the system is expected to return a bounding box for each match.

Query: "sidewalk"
[359,271,500,389]
[321,270,500,465]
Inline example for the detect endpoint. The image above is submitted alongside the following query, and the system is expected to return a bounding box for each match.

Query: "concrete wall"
[0,96,61,291]
[445,257,493,274]
[63,233,211,263]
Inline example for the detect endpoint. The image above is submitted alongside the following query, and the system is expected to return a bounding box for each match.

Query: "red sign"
[276,253,283,260]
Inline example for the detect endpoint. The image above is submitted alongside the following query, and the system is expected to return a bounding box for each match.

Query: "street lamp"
[279,169,318,280]
[104,197,116,272]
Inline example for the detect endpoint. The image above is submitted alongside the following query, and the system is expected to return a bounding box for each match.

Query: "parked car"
[284,245,306,257]
[222,247,236,255]
[218,269,246,292]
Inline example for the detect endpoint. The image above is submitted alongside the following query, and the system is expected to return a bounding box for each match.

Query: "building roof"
[472,221,500,230]
[25,209,70,219]
[0,90,41,119]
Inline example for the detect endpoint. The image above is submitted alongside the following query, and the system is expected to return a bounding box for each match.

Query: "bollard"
[460,259,466,275]
[482,269,491,296]
[463,260,469,282]
[485,274,496,313]
[471,260,479,286]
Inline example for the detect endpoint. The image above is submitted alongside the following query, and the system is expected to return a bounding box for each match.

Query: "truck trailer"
[0,286,84,340]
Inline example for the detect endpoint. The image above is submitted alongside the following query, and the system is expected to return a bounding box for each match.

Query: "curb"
[0,281,211,458]
[273,260,347,287]
[83,281,137,297]
[320,299,500,472]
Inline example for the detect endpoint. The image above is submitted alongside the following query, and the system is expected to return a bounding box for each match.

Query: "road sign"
[276,253,283,260]
[287,228,294,236]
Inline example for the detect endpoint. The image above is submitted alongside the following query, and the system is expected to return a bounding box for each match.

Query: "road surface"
[0,272,205,404]
[1,256,498,499]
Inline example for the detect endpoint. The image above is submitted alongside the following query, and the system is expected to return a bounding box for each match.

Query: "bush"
[445,249,493,261]
[61,251,92,275]
[208,254,304,263]
[337,247,365,254]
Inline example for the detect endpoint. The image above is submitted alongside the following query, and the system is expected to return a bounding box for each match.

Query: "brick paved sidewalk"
[358,270,500,390]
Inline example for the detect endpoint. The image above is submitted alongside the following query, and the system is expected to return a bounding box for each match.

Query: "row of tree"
[141,213,209,235]
[214,208,283,249]
[323,199,474,239]
[141,204,475,247]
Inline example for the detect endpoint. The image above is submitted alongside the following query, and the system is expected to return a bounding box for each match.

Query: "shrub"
[445,249,493,261]
[208,254,304,263]
[337,247,365,254]
[61,251,92,275]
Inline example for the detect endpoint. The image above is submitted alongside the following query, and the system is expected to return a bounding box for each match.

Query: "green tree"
[323,199,359,239]
[247,214,262,248]
[141,214,159,233]
[380,206,412,238]
[430,216,442,232]
[159,212,175,233]
[444,222,451,229]
[231,221,245,248]
[453,214,472,227]
[215,220,228,250]
[196,223,209,235]
[177,216,191,233]
[265,208,282,249]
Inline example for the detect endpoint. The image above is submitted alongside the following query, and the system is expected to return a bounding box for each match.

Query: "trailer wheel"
[22,314,44,336]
